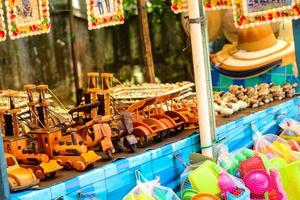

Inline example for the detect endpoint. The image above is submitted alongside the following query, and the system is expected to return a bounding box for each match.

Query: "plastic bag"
[123,171,180,200]
[252,123,300,162]
[278,117,300,137]
[180,160,250,200]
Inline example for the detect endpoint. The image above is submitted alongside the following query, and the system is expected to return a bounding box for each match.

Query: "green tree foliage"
[123,0,172,22]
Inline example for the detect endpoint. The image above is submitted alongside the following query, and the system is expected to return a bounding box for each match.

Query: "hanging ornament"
[86,0,124,30]
[0,0,6,41]
[5,0,51,40]
[171,0,232,13]
[232,0,300,28]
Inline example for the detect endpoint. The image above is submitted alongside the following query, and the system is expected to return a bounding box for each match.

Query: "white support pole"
[187,0,214,157]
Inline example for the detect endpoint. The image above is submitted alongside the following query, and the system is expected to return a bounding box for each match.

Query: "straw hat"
[211,24,295,76]
[181,10,223,41]
[223,9,280,44]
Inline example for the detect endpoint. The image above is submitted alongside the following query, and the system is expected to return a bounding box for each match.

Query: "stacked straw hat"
[210,24,295,78]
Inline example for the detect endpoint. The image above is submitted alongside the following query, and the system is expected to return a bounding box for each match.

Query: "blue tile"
[11,188,52,200]
[50,183,67,199]
[271,66,286,73]
[78,167,105,189]
[65,177,81,194]
[105,170,130,193]
[127,151,151,168]
[211,70,220,86]
[233,79,245,86]
[171,137,192,152]
[151,144,173,159]
[94,180,108,200]
[261,74,271,83]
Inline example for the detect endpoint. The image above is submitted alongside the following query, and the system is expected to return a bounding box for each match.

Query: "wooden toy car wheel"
[35,169,46,180]
[65,161,73,170]
[106,149,113,160]
[73,161,86,172]
[88,162,96,168]
[175,124,185,133]
[50,172,56,177]
[137,136,148,148]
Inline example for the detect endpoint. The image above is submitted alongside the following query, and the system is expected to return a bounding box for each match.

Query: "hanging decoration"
[232,0,300,28]
[5,0,51,40]
[0,0,6,41]
[171,0,187,13]
[171,0,232,13]
[86,0,125,30]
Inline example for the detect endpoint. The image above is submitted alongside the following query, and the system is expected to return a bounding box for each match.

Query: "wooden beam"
[0,134,10,200]
[137,0,156,83]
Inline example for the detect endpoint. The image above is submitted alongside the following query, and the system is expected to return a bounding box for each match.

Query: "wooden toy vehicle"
[110,112,138,153]
[3,136,63,180]
[151,94,188,132]
[126,98,170,147]
[23,84,100,171]
[29,128,100,171]
[170,93,198,129]
[69,72,137,156]
[1,92,63,180]
[68,103,115,159]
[5,153,39,191]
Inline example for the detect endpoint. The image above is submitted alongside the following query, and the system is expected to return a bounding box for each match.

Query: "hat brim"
[212,60,282,79]
[211,40,295,72]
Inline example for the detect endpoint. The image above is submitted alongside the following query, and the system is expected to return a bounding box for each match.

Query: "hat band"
[237,33,277,52]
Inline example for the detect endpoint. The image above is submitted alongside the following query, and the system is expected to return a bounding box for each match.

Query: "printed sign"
[233,0,300,28]
[5,0,51,40]
[86,0,124,30]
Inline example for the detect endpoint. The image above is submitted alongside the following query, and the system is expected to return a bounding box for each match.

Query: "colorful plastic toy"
[269,158,300,200]
[5,153,39,191]
[239,155,287,200]
[287,139,300,152]
[189,160,222,194]
[191,193,219,200]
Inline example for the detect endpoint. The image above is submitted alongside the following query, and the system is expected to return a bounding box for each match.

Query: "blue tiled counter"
[11,97,300,200]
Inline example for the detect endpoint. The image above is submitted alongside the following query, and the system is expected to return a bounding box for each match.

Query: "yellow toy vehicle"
[5,153,39,192]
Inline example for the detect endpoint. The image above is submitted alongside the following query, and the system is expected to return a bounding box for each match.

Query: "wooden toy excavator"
[1,91,63,180]
[23,84,100,171]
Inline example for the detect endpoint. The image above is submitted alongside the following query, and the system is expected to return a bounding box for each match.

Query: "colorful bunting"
[171,0,232,13]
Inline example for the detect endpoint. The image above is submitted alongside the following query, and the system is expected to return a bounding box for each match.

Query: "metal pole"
[187,0,215,156]
[0,132,10,200]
